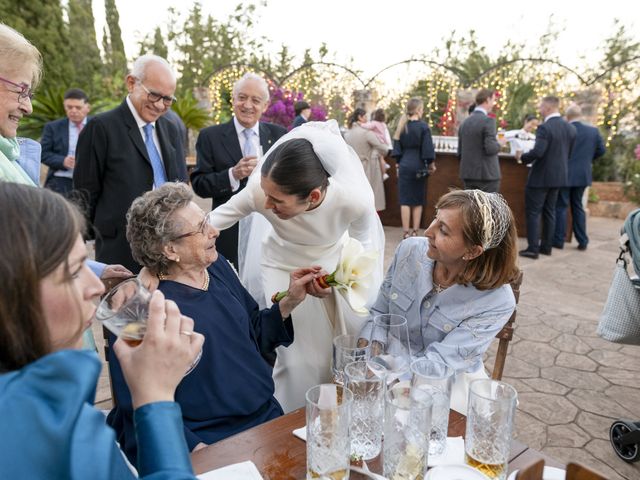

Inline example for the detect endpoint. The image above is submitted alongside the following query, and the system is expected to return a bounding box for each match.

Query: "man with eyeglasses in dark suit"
[74,54,187,273]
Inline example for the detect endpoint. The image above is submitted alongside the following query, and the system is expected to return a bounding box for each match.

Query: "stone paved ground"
[94,210,640,478]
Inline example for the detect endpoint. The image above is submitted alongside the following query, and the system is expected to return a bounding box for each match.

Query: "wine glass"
[96,278,202,375]
[368,313,411,386]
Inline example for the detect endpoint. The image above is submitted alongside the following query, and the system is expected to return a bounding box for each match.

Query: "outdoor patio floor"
[93,211,640,479]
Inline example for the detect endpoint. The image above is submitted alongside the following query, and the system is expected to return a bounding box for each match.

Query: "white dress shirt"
[228,117,261,192]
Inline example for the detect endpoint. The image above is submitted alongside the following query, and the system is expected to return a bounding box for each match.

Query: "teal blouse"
[0,349,197,479]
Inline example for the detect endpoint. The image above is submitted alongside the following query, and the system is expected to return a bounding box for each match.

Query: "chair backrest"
[491,269,524,380]
[565,462,607,480]
[515,459,544,480]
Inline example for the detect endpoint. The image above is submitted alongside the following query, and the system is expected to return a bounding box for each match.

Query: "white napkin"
[293,426,306,442]
[196,460,263,479]
[427,437,465,467]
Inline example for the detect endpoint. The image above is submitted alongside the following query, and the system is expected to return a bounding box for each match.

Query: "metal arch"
[201,63,280,88]
[467,58,589,86]
[364,59,466,88]
[585,55,640,85]
[278,62,367,89]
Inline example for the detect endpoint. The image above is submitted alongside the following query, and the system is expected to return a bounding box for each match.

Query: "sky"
[92,0,639,82]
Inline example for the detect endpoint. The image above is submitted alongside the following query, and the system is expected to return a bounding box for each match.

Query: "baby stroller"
[600,208,640,463]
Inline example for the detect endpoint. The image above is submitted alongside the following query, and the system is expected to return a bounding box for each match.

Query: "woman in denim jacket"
[360,189,519,413]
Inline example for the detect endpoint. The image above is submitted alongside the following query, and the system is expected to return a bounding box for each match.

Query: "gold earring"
[176,257,180,263]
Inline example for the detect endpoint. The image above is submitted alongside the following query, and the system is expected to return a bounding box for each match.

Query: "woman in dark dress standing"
[392,97,436,238]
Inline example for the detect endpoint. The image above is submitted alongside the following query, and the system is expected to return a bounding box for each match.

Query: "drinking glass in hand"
[464,379,517,480]
[96,278,150,345]
[96,278,202,375]
[332,334,370,385]
[410,358,454,458]
[368,314,411,386]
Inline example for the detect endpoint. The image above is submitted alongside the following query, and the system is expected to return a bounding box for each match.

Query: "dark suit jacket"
[457,111,501,181]
[291,115,307,129]
[521,116,576,188]
[73,101,187,272]
[567,121,606,187]
[190,119,287,209]
[41,116,92,182]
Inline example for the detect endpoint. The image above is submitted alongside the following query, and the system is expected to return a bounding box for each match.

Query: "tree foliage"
[68,0,102,96]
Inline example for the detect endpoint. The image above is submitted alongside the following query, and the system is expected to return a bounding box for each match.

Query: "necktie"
[143,123,167,188]
[242,128,256,157]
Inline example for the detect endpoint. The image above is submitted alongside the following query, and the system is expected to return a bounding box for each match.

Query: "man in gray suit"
[457,89,507,192]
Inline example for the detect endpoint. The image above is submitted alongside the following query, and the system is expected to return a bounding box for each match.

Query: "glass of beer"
[306,384,353,480]
[96,278,150,345]
[464,379,518,480]
[96,278,202,375]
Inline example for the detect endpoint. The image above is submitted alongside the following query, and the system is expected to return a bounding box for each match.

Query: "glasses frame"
[0,75,34,101]
[172,211,211,241]
[137,80,176,106]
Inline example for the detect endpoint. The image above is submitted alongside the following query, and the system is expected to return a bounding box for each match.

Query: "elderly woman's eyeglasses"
[0,76,34,101]
[173,212,212,240]
[137,80,176,106]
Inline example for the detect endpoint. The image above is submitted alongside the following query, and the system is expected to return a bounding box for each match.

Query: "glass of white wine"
[96,278,201,375]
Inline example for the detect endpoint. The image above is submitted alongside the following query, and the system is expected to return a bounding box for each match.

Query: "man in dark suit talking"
[517,96,576,259]
[190,72,287,266]
[74,55,187,273]
[457,88,507,193]
[553,104,605,251]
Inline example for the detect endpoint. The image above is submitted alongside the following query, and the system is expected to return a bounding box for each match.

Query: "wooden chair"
[491,269,524,381]
[515,459,544,479]
[565,462,607,480]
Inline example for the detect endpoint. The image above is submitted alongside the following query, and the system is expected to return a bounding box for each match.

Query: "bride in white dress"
[210,120,385,412]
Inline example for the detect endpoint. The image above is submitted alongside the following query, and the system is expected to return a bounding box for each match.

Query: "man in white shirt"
[190,73,287,266]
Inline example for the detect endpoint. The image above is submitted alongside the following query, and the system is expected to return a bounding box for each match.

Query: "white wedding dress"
[210,121,385,412]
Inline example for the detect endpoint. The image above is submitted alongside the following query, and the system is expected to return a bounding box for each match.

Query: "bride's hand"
[307,269,331,298]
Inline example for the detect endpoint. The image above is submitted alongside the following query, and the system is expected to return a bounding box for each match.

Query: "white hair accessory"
[471,190,511,250]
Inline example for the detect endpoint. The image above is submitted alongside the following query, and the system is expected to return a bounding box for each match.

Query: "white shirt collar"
[474,106,488,115]
[233,116,259,136]
[126,96,155,129]
[544,112,561,122]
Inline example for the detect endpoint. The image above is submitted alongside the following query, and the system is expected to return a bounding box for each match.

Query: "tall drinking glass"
[464,379,518,480]
[383,386,432,480]
[368,314,411,386]
[306,384,353,480]
[96,278,201,375]
[332,334,370,385]
[410,358,454,457]
[344,360,386,460]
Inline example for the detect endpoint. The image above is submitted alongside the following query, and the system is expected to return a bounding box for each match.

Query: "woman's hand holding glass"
[113,290,205,409]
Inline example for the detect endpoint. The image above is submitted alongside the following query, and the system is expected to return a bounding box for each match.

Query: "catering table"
[191,407,563,479]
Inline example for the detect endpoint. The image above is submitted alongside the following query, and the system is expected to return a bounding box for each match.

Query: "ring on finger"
[180,330,193,336]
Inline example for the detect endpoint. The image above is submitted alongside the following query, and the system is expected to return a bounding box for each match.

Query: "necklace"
[158,270,209,291]
[432,262,454,294]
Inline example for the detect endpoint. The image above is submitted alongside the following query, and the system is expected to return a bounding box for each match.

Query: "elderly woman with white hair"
[359,189,519,413]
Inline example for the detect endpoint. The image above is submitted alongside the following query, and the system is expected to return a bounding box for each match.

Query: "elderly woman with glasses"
[107,182,319,464]
[0,24,40,183]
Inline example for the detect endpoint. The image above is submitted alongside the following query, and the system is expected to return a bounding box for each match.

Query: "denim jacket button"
[391,292,398,300]
[423,301,431,308]
[443,324,452,332]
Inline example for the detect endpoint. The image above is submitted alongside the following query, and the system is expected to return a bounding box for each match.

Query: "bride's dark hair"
[261,138,330,199]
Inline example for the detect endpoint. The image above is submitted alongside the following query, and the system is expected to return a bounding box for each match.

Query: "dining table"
[191,407,564,479]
